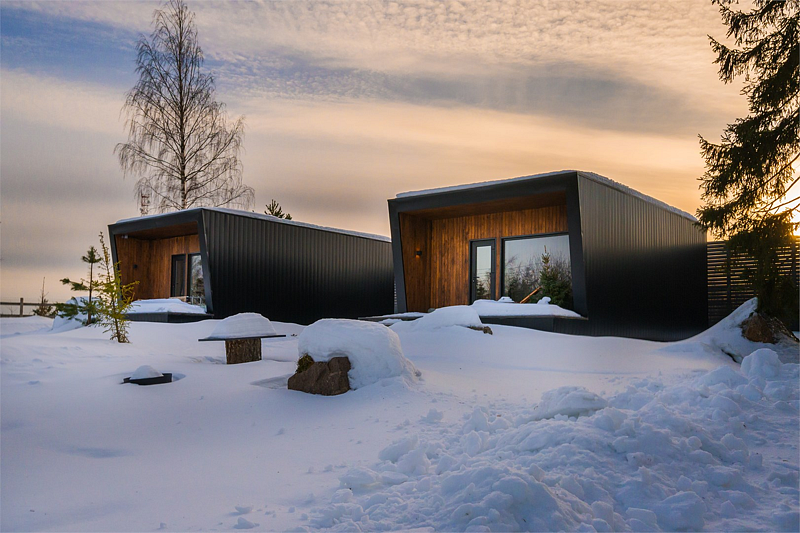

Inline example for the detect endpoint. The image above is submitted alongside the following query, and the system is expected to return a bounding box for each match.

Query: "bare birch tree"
[116,0,254,213]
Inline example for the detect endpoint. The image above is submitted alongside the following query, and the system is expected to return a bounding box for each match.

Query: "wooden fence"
[0,299,62,317]
[707,238,799,329]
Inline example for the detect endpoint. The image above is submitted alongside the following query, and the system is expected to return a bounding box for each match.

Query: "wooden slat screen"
[707,237,799,328]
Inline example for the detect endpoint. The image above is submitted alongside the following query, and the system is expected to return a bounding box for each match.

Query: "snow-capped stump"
[123,365,172,385]
[293,319,420,393]
[198,313,285,364]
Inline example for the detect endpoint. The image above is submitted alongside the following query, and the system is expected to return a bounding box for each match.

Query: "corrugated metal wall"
[708,238,799,329]
[576,175,708,340]
[203,210,394,324]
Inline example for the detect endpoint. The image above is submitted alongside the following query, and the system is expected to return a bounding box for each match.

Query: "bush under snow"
[297,319,419,389]
[390,306,483,333]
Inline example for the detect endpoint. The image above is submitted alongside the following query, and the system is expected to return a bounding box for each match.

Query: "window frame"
[500,231,570,300]
[469,238,497,303]
[170,253,187,297]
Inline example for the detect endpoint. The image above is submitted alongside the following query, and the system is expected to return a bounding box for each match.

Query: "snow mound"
[130,365,163,380]
[470,298,581,317]
[207,313,276,339]
[532,386,608,420]
[128,298,207,315]
[390,306,483,333]
[741,348,782,379]
[297,319,419,389]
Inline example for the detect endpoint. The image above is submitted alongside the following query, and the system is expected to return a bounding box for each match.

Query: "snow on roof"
[395,170,697,222]
[115,207,391,243]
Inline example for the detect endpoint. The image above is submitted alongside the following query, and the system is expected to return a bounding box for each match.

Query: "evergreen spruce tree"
[264,199,292,220]
[57,246,102,324]
[536,248,573,309]
[97,233,138,343]
[698,0,799,323]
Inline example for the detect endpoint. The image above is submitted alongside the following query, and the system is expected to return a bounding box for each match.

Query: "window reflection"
[503,234,572,308]
[188,253,205,307]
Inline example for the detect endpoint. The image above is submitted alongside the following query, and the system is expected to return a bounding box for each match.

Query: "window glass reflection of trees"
[188,253,205,307]
[503,235,572,308]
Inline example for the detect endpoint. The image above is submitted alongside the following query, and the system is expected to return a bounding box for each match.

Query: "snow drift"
[314,347,799,531]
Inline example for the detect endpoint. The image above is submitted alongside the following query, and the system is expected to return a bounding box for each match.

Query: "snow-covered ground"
[1,306,797,532]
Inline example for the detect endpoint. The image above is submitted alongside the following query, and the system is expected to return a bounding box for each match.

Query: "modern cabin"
[388,170,707,341]
[109,208,394,324]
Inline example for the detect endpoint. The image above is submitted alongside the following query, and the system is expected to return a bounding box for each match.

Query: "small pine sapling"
[97,232,138,343]
[32,278,55,318]
[57,246,102,324]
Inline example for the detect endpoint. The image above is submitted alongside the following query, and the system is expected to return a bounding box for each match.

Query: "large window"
[188,253,205,305]
[502,233,572,307]
[170,253,206,308]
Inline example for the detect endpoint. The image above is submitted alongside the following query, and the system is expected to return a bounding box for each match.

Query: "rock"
[741,312,799,344]
[288,356,351,395]
[466,325,493,335]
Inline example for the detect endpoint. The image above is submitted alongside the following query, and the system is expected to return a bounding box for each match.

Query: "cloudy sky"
[1,0,745,304]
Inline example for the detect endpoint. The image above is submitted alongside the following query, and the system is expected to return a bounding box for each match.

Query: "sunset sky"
[1,0,747,303]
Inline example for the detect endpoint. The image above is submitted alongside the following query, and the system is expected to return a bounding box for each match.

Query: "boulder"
[741,312,799,344]
[288,356,351,396]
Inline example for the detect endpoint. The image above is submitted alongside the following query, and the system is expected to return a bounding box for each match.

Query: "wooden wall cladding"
[425,205,568,309]
[399,213,432,312]
[115,234,200,300]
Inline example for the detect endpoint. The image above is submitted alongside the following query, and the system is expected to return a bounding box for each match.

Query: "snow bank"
[297,319,419,389]
[312,347,799,531]
[0,315,53,337]
[128,298,207,315]
[661,298,798,363]
[391,306,483,334]
[471,298,581,318]
[205,313,277,340]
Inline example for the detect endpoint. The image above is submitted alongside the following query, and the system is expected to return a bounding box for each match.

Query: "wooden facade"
[114,232,200,301]
[400,201,568,311]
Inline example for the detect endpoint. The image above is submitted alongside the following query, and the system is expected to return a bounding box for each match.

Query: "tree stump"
[225,338,261,364]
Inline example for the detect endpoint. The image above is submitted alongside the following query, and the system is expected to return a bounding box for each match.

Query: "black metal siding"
[576,174,707,340]
[202,210,394,324]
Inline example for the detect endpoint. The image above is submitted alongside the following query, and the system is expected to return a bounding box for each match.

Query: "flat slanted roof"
[396,170,697,222]
[114,207,391,243]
